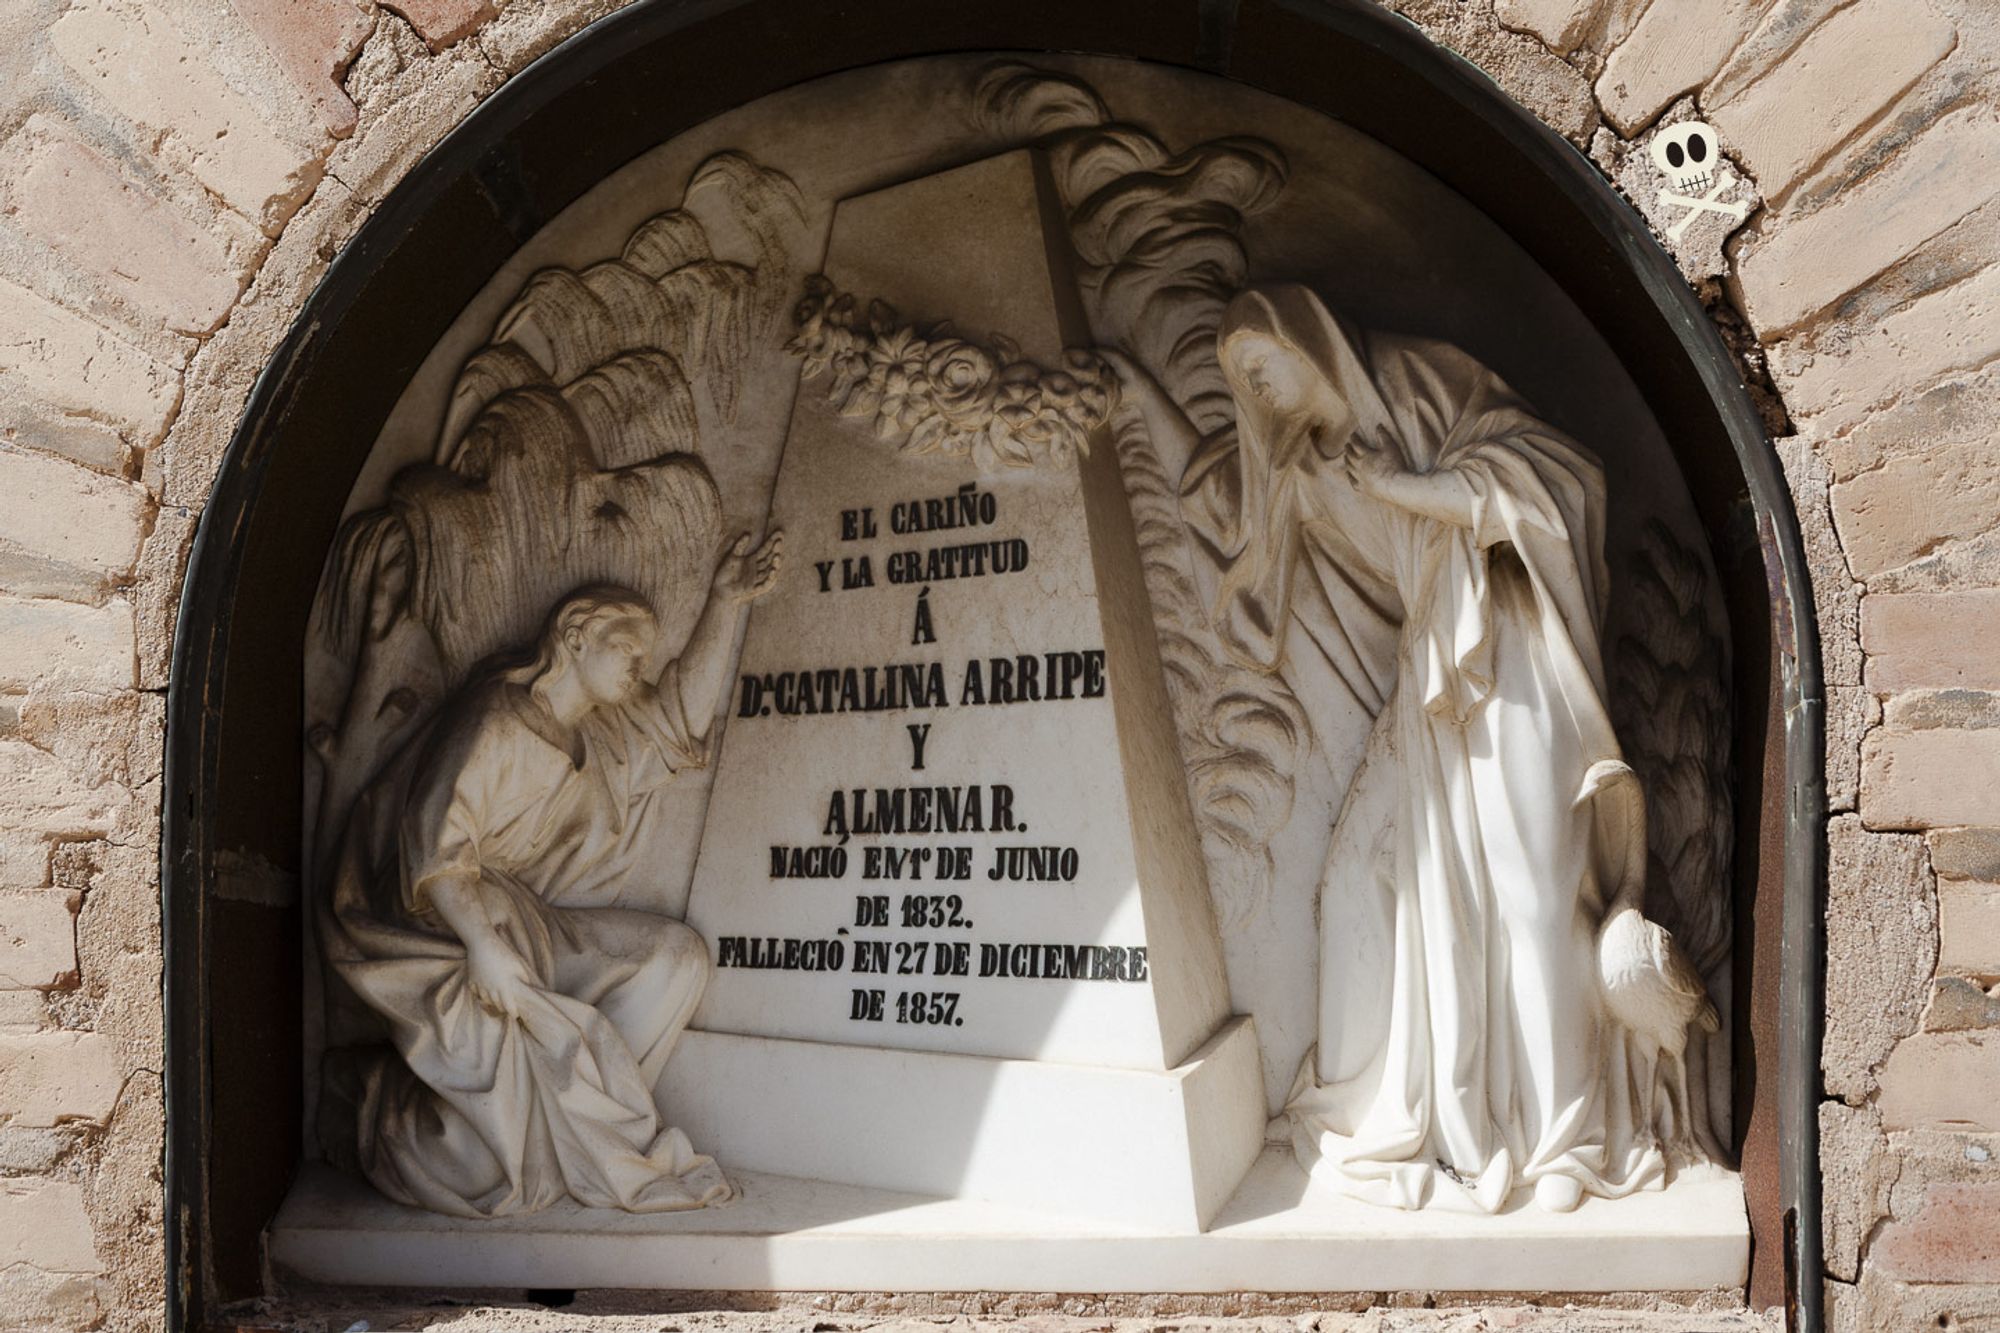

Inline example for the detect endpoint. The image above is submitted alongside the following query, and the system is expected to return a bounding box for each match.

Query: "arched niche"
[164,2,1824,1327]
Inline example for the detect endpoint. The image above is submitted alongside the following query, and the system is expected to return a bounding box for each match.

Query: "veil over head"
[1196,284,1401,672]
[1217,284,1398,470]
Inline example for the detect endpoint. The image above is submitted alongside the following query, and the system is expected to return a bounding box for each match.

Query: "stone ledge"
[270,1155,1750,1294]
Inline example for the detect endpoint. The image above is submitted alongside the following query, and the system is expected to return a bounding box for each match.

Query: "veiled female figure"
[1109,284,1689,1213]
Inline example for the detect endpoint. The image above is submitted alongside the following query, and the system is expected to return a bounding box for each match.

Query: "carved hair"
[503,584,657,689]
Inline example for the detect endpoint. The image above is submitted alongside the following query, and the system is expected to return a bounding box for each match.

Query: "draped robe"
[321,667,732,1217]
[1182,286,1663,1211]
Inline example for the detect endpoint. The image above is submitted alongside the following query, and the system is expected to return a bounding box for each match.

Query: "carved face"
[1226,332,1317,413]
[568,615,653,706]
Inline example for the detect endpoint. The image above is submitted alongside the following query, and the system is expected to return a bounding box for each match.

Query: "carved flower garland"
[787,275,1117,468]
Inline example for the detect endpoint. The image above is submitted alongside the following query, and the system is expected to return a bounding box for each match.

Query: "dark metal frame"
[163,0,1825,1327]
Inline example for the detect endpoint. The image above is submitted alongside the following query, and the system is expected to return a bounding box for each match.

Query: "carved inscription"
[681,147,1227,1073]
[715,478,1150,1038]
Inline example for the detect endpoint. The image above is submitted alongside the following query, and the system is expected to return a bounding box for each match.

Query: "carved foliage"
[1613,518,1734,979]
[308,153,808,871]
[787,275,1117,469]
[978,62,1304,930]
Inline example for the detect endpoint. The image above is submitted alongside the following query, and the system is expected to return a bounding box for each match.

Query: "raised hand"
[713,530,784,604]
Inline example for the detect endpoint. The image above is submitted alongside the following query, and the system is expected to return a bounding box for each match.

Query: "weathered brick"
[1863,728,2000,829]
[1832,438,2000,579]
[1862,591,2000,691]
[1880,1033,2000,1130]
[226,0,374,138]
[70,841,161,1077]
[1738,105,2000,338]
[0,742,125,886]
[0,448,153,601]
[0,836,45,902]
[1825,360,2000,485]
[1825,815,1937,1098]
[1870,531,2000,597]
[1874,1182,2000,1282]
[0,1032,120,1127]
[1845,1266,2000,1331]
[0,119,246,338]
[1494,0,1599,52]
[0,1180,99,1273]
[1940,879,2000,976]
[17,692,161,794]
[0,278,180,471]
[1704,0,1841,109]
[0,412,125,482]
[1924,975,2000,1030]
[384,0,498,51]
[1930,826,2000,880]
[0,1264,103,1331]
[1708,0,1956,202]
[1882,1125,2000,1215]
[0,597,135,693]
[1880,690,2000,732]
[51,0,325,235]
[0,990,47,1032]
[1594,0,1766,134]
[0,1126,71,1174]
[0,895,76,989]
[322,16,498,207]
[1780,259,2000,437]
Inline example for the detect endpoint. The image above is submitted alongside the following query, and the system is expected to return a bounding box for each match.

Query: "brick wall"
[1431,1,2000,1325]
[0,1,1992,1329]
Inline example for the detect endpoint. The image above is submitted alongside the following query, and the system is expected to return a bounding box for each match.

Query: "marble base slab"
[267,1149,1749,1294]
[658,1017,1267,1231]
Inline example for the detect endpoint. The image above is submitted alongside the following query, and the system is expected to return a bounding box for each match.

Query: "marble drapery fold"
[321,662,732,1218]
[1183,285,1667,1212]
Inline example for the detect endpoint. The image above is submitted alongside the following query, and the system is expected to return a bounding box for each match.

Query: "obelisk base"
[659,1017,1265,1233]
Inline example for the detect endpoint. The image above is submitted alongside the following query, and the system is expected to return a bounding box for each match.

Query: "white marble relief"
[296,55,1741,1257]
[306,152,797,1216]
[320,548,778,1216]
[1105,283,1722,1211]
[787,274,1117,467]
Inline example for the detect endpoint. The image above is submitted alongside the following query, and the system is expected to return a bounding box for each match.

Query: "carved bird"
[1598,903,1720,1155]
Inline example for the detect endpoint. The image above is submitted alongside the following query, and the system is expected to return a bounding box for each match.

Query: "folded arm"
[1355,453,1479,527]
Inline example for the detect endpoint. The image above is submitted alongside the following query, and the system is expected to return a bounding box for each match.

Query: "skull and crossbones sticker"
[1650,120,1749,243]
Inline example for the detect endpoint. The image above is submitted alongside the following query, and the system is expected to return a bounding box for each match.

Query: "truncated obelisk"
[670,150,1264,1230]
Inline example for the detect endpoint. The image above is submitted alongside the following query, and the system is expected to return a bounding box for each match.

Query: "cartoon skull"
[1651,120,1721,195]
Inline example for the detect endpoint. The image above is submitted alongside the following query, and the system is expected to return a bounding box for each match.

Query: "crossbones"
[1649,120,1751,244]
[1658,167,1750,243]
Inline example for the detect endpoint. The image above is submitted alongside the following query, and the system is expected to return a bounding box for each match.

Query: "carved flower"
[793,275,834,335]
[988,377,1061,467]
[924,338,999,431]
[789,278,1115,468]
[857,324,929,437]
[821,297,869,400]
